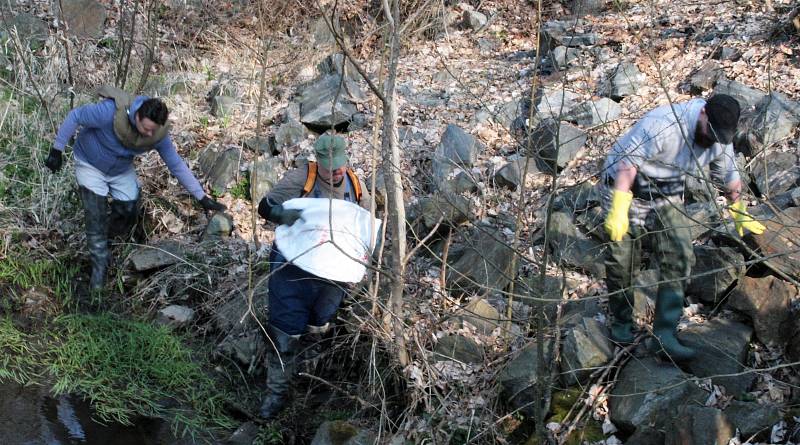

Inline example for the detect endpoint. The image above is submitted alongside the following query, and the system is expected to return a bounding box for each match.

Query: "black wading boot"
[651,287,696,362]
[109,198,138,241]
[80,186,109,292]
[259,325,301,420]
[608,289,636,346]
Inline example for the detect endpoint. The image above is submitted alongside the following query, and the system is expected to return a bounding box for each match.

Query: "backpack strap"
[302,162,318,197]
[346,168,362,203]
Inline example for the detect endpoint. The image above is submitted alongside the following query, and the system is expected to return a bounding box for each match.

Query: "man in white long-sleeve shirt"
[600,94,766,361]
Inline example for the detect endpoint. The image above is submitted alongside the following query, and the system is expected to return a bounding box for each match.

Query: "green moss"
[229,175,251,200]
[548,388,583,423]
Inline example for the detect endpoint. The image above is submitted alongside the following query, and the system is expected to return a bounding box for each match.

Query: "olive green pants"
[605,203,695,324]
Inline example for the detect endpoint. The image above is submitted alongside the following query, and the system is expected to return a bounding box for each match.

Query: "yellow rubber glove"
[730,200,766,237]
[604,190,633,242]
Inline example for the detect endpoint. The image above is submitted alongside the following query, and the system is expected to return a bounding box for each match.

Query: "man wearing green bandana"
[256,134,371,419]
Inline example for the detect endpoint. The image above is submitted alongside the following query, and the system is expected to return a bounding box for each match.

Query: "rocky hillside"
[0,0,799,444]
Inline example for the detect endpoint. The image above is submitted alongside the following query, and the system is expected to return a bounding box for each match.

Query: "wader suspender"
[301,161,362,203]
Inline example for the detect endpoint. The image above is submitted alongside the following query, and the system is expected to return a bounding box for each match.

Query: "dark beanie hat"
[705,94,740,145]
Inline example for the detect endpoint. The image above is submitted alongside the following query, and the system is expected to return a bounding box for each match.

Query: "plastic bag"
[275,198,382,283]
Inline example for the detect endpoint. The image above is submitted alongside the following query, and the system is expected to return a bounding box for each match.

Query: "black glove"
[199,195,226,211]
[268,203,303,226]
[45,148,63,173]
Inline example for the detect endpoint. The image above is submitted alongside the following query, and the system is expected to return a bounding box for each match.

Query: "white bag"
[275,198,382,283]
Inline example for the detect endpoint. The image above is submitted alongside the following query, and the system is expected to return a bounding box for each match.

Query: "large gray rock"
[243,136,274,155]
[686,246,744,306]
[751,92,800,148]
[713,79,765,111]
[727,275,794,347]
[598,62,646,101]
[210,96,236,117]
[432,125,485,190]
[684,169,718,204]
[215,329,264,368]
[317,53,361,81]
[564,0,605,16]
[549,46,581,71]
[157,305,195,327]
[432,334,484,363]
[298,74,366,130]
[539,20,598,51]
[497,341,553,418]
[678,318,753,396]
[274,120,308,152]
[746,206,800,281]
[418,193,471,229]
[609,357,707,433]
[200,147,240,195]
[666,406,734,445]
[310,421,375,445]
[447,227,516,297]
[494,156,539,190]
[535,87,582,121]
[684,201,720,240]
[528,118,587,174]
[564,98,622,127]
[711,47,742,61]
[688,60,723,95]
[249,157,282,203]
[461,8,488,30]
[129,241,185,272]
[56,0,106,39]
[751,150,800,198]
[457,298,502,335]
[724,400,781,438]
[2,13,49,50]
[560,317,614,386]
[547,211,606,278]
[202,213,234,241]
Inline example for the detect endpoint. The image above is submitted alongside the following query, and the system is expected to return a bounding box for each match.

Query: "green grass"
[0,318,40,384]
[0,255,80,309]
[229,175,251,200]
[47,314,235,436]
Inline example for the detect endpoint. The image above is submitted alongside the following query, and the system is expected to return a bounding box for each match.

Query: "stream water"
[0,381,165,445]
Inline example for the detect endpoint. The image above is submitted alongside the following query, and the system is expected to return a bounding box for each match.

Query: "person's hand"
[270,204,303,226]
[45,148,63,173]
[604,189,633,242]
[730,201,766,237]
[199,195,226,212]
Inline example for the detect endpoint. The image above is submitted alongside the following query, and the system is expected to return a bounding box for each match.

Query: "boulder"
[274,120,308,152]
[497,97,527,131]
[711,47,742,61]
[129,241,185,272]
[496,340,553,418]
[249,157,282,202]
[201,213,234,241]
[298,74,366,130]
[724,400,781,438]
[157,305,195,327]
[564,0,606,16]
[56,0,107,39]
[684,169,717,204]
[745,207,800,281]
[609,357,707,433]
[678,318,753,396]
[598,62,646,101]
[688,60,723,94]
[210,96,236,117]
[450,171,480,194]
[317,53,361,81]
[547,211,606,278]
[534,87,582,121]
[1,13,49,50]
[712,79,764,111]
[727,275,794,347]
[686,246,744,306]
[461,8,488,30]
[666,406,734,445]
[243,136,274,155]
[432,125,485,190]
[564,98,622,127]
[552,181,600,215]
[215,329,264,368]
[750,92,800,149]
[447,227,516,297]
[494,156,538,190]
[684,201,720,240]
[528,118,587,173]
[560,317,614,386]
[432,334,484,363]
[458,298,502,335]
[550,46,581,70]
[200,147,239,195]
[310,420,375,445]
[418,193,471,229]
[539,20,599,51]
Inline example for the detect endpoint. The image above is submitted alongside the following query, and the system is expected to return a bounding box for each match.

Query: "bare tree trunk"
[381,0,409,367]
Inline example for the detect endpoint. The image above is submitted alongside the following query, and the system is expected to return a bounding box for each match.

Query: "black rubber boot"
[259,325,301,420]
[109,198,138,241]
[301,323,331,372]
[608,289,635,345]
[80,186,109,292]
[652,287,696,362]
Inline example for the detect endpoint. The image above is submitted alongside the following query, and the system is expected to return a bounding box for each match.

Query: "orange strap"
[301,162,318,197]
[301,161,362,202]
